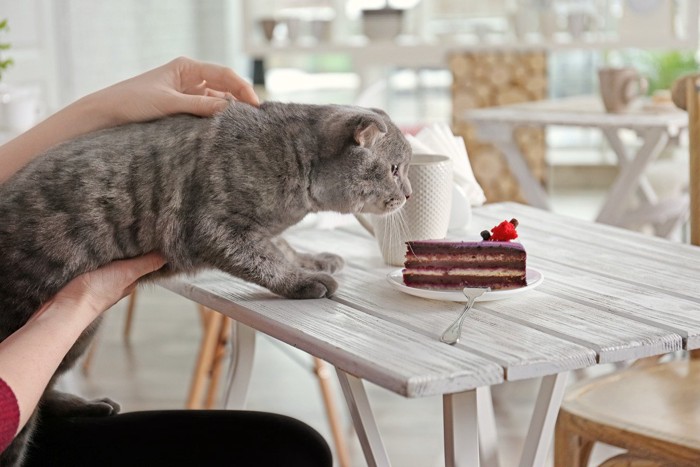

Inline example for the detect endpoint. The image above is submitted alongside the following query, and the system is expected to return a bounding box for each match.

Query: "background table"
[464,96,689,238]
[160,202,700,467]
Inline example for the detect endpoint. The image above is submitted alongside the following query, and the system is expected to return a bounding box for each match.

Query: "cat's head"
[310,105,412,215]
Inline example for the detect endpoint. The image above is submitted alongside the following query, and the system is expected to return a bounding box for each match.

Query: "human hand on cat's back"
[92,56,260,125]
[50,253,167,320]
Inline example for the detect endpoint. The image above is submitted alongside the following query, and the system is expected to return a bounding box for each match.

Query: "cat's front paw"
[286,272,338,299]
[72,397,121,417]
[42,390,121,418]
[88,397,122,417]
[311,252,345,274]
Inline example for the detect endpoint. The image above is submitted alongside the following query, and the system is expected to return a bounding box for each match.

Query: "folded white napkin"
[405,122,487,207]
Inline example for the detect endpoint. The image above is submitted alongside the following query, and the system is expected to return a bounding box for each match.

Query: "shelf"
[241,0,700,68]
[246,33,700,68]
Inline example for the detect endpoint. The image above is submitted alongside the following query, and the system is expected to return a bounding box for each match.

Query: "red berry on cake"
[487,219,519,242]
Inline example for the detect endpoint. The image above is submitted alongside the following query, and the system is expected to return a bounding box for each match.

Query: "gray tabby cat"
[0,101,412,466]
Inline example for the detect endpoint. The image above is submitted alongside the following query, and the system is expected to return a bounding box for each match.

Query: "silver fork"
[440,287,490,345]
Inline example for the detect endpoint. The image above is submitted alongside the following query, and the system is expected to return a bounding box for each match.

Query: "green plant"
[0,18,13,82]
[638,50,699,94]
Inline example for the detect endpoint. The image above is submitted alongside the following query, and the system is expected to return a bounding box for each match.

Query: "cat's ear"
[354,114,388,148]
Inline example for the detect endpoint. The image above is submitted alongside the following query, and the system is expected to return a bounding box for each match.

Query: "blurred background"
[0,0,696,226]
[3,1,697,115]
[0,1,697,466]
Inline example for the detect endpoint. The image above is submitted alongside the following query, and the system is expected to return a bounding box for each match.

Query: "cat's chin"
[371,209,402,217]
[351,197,406,216]
[357,209,391,217]
[358,204,406,217]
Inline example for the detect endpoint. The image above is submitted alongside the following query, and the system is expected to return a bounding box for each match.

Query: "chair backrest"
[672,73,700,360]
[672,73,700,247]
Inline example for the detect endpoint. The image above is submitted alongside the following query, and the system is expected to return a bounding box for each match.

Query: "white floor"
[60,79,689,466]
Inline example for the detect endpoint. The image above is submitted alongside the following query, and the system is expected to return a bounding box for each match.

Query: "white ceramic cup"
[598,66,649,113]
[356,153,453,266]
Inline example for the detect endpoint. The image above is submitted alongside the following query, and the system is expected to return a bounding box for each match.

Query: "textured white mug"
[356,153,453,266]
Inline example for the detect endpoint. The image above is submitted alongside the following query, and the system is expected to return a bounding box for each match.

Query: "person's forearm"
[0,57,259,184]
[0,92,117,183]
[0,299,98,432]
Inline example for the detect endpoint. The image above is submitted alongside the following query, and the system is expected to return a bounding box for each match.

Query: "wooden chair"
[554,73,700,467]
[176,303,353,467]
[81,291,221,403]
[83,290,352,467]
[555,353,700,466]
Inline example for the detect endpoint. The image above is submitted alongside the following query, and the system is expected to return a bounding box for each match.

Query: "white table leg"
[518,372,569,467]
[601,127,690,237]
[477,386,500,467]
[596,128,668,225]
[336,368,391,467]
[601,128,659,206]
[474,122,551,210]
[443,390,479,467]
[653,205,689,238]
[222,321,256,409]
[617,196,690,236]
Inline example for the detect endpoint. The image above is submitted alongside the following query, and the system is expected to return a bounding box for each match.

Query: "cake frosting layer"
[406,240,525,254]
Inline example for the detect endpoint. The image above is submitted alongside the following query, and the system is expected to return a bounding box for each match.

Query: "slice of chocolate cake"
[402,219,527,291]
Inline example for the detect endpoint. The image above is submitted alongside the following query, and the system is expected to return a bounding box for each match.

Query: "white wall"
[0,0,61,112]
[0,0,247,113]
[56,0,199,106]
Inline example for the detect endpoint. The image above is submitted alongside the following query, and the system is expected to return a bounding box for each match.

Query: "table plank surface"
[480,203,700,271]
[287,229,675,369]
[159,203,700,398]
[162,271,504,397]
[291,221,680,364]
[465,95,687,131]
[479,204,700,348]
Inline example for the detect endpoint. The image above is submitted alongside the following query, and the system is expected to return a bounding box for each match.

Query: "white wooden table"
[159,202,700,467]
[464,96,689,238]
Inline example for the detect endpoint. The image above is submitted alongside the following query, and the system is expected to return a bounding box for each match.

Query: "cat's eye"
[391,164,399,176]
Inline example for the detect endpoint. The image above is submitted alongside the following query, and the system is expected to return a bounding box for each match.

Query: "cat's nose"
[405,194,411,200]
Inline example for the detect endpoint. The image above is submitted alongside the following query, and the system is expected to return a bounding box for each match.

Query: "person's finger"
[117,252,168,283]
[183,85,231,101]
[203,88,233,100]
[182,80,209,96]
[182,83,233,100]
[235,85,260,107]
[174,93,231,117]
[178,59,259,106]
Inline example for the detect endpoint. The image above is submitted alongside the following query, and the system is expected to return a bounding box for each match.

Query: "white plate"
[386,267,544,302]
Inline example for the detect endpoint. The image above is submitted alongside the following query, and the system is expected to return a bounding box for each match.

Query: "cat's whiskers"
[381,207,409,265]
[381,210,393,260]
[399,210,413,260]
